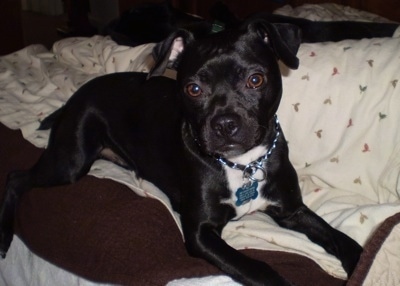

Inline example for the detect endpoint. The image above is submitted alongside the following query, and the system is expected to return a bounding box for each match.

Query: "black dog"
[0,19,362,285]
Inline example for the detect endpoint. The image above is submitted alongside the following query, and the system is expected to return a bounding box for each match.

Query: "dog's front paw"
[0,213,14,259]
[268,275,293,286]
[0,228,13,259]
[341,242,363,277]
[245,274,292,286]
[240,260,293,286]
[335,232,363,277]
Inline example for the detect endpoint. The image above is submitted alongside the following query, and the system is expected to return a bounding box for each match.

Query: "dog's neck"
[214,114,281,183]
[183,115,281,179]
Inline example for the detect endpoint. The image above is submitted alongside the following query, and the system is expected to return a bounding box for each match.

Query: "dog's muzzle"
[201,111,261,157]
[214,114,281,183]
[210,113,241,139]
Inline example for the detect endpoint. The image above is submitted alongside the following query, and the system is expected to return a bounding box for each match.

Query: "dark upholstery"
[0,123,347,285]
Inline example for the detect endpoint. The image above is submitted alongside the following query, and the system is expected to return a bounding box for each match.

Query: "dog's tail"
[38,107,64,130]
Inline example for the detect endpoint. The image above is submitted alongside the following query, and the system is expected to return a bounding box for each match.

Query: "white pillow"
[277,37,400,205]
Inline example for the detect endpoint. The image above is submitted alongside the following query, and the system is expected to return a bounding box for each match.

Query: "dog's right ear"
[246,19,301,70]
[148,29,194,78]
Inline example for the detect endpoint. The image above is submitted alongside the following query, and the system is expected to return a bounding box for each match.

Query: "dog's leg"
[184,216,293,286]
[186,225,293,286]
[268,204,362,277]
[0,171,31,257]
[181,180,293,286]
[0,129,101,257]
[263,145,362,277]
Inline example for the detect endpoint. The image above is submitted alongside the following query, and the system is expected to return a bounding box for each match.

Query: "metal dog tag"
[235,181,259,206]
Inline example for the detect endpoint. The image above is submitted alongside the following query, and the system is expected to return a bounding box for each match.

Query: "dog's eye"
[185,83,202,97]
[246,73,264,89]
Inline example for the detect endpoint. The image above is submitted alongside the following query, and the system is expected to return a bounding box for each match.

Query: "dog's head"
[150,20,301,158]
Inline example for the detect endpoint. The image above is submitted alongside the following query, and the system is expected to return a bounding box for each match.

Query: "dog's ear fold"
[148,29,194,78]
[248,20,301,69]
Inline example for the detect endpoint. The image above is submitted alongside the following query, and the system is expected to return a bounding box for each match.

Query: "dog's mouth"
[199,127,262,158]
[194,114,264,158]
[198,137,253,158]
[214,143,247,158]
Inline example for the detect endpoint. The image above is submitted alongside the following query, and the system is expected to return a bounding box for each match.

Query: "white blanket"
[1,3,400,286]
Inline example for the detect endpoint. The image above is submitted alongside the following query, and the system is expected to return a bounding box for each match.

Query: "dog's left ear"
[148,29,194,78]
[247,20,301,69]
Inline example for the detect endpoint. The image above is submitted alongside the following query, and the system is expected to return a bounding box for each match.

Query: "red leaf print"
[362,143,371,152]
[332,67,339,76]
[347,119,353,128]
[310,51,316,57]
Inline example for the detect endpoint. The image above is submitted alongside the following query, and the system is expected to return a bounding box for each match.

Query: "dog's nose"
[211,114,240,138]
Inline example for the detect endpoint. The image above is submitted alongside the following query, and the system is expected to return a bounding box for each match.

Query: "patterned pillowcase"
[277,36,400,203]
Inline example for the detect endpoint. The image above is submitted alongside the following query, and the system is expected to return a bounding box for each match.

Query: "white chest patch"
[221,145,276,220]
